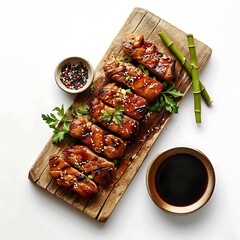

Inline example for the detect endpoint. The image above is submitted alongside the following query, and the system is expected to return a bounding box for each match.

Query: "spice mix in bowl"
[55,56,94,94]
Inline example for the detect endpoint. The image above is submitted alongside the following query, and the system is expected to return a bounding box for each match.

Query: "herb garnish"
[41,105,68,128]
[78,104,90,115]
[138,64,149,76]
[42,104,91,143]
[100,110,112,123]
[148,84,183,113]
[42,104,71,143]
[100,106,124,124]
[113,106,124,124]
[71,104,90,117]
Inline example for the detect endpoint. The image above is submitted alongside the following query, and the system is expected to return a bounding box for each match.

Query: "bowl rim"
[54,56,94,94]
[146,147,215,214]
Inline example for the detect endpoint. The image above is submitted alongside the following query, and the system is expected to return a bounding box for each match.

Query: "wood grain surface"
[28,7,212,222]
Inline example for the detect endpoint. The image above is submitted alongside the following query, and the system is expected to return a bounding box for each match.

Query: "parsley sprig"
[148,84,183,113]
[41,104,71,143]
[42,105,68,129]
[113,106,124,124]
[100,106,124,124]
[51,122,70,143]
[42,104,90,143]
[100,110,112,123]
[71,104,90,117]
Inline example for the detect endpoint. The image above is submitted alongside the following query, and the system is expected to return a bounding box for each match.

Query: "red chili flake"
[60,62,89,90]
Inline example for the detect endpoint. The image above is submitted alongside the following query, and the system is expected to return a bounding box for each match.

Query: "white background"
[1,0,239,239]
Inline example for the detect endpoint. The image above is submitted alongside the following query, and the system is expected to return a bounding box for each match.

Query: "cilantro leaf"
[52,129,66,143]
[100,110,112,122]
[148,97,164,112]
[61,122,70,132]
[71,104,78,117]
[41,113,59,129]
[51,122,70,143]
[113,106,124,124]
[100,106,124,124]
[163,94,179,113]
[42,104,68,128]
[71,104,90,117]
[164,84,184,98]
[42,105,71,143]
[52,104,68,121]
[77,104,90,115]
[148,84,183,114]
[113,114,122,124]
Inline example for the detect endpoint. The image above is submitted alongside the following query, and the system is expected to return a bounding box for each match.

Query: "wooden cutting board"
[28,7,212,222]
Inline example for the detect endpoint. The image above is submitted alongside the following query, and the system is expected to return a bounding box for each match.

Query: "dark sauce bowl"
[146,147,215,214]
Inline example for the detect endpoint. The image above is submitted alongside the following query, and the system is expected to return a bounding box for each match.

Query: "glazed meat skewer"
[63,145,115,185]
[122,33,177,85]
[98,82,148,121]
[90,98,139,139]
[103,57,163,102]
[69,115,126,159]
[49,156,98,197]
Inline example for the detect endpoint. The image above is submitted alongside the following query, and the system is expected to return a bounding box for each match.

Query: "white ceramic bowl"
[54,56,94,94]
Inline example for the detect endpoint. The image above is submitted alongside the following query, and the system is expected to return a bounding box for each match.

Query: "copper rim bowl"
[146,147,215,214]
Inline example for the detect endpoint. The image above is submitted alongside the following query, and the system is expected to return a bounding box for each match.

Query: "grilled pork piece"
[98,82,148,121]
[63,145,114,185]
[69,115,126,159]
[90,98,139,139]
[49,156,98,197]
[122,33,177,84]
[103,57,163,102]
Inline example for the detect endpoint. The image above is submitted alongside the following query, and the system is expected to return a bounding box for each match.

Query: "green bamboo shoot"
[187,34,201,123]
[158,32,212,105]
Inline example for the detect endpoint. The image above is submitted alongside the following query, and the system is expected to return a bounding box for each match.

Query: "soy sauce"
[155,154,208,206]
